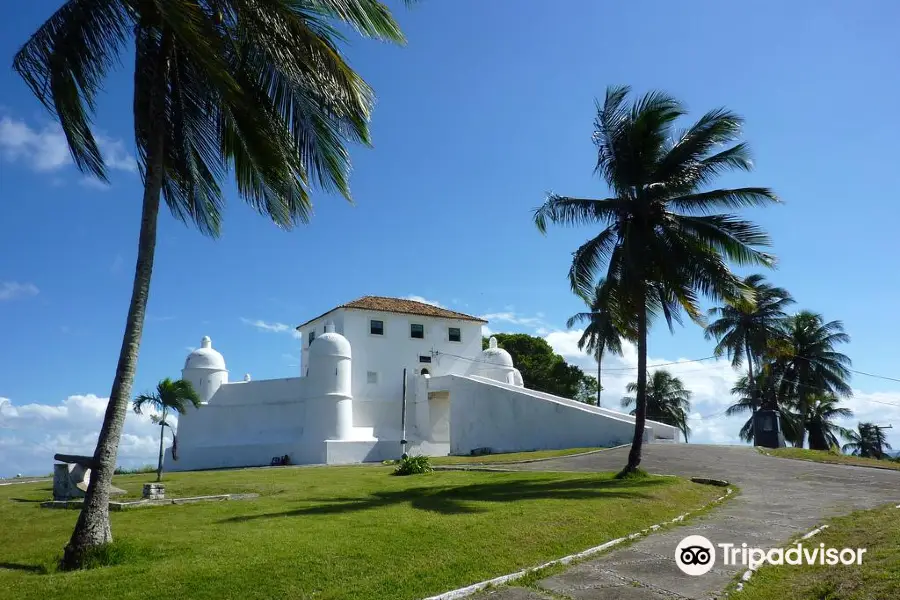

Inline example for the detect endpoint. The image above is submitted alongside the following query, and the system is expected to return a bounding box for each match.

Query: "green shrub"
[393,455,433,476]
[827,444,842,456]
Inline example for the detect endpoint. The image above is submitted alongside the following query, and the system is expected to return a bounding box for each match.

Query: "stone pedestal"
[143,483,165,500]
[53,463,90,501]
[53,462,127,501]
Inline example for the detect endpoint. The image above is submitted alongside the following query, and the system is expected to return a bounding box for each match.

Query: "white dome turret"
[481,337,514,368]
[308,321,351,363]
[184,336,226,371]
[467,337,518,385]
[182,336,228,404]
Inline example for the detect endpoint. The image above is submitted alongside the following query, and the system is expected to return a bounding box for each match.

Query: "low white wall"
[166,441,326,472]
[467,375,680,441]
[446,375,647,455]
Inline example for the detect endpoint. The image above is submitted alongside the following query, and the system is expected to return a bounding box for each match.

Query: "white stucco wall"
[440,375,652,455]
[477,377,681,442]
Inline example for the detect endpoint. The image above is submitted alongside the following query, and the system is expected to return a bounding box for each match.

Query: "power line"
[439,347,900,410]
[603,356,718,372]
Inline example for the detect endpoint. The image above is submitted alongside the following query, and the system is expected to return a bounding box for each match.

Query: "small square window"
[308,330,315,345]
[367,371,378,384]
[449,327,461,342]
[370,320,384,335]
[410,323,424,339]
[419,355,432,363]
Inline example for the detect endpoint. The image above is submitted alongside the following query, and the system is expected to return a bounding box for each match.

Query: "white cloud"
[405,295,445,308]
[241,317,301,339]
[97,136,137,173]
[543,327,900,448]
[0,394,167,478]
[81,176,110,190]
[479,311,548,330]
[0,116,136,176]
[482,325,493,337]
[0,117,70,171]
[0,281,39,301]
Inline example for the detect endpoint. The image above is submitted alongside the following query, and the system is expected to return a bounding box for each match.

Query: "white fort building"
[167,296,680,471]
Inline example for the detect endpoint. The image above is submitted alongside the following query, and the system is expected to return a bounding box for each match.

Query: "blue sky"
[3,0,900,476]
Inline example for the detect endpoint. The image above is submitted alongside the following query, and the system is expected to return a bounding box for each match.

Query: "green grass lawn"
[0,465,721,600]
[760,447,900,471]
[730,504,900,599]
[431,447,602,465]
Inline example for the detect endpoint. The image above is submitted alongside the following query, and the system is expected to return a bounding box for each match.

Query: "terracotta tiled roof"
[296,296,487,329]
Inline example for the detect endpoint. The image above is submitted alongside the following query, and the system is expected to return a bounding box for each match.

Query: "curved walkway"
[473,444,899,600]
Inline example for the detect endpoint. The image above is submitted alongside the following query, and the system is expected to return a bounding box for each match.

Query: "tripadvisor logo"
[675,535,867,576]
[675,535,716,576]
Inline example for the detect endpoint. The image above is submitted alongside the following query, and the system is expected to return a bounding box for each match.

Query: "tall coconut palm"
[775,311,852,447]
[705,274,793,409]
[621,369,693,442]
[14,0,407,569]
[842,422,893,459]
[566,278,628,406]
[132,378,200,482]
[534,86,779,473]
[803,395,853,451]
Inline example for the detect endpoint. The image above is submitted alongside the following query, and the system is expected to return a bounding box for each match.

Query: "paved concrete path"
[472,444,899,600]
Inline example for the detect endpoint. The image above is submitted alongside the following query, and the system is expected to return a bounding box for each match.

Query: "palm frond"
[669,187,780,214]
[568,228,618,298]
[12,0,131,180]
[533,196,623,233]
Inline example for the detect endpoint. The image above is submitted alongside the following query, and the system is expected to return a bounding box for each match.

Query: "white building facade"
[167,296,680,471]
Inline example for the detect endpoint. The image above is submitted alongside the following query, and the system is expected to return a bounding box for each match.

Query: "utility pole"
[400,368,408,459]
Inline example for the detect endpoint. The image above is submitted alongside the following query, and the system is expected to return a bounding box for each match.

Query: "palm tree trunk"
[596,350,603,407]
[745,340,756,411]
[625,296,648,473]
[156,422,165,482]
[61,34,168,571]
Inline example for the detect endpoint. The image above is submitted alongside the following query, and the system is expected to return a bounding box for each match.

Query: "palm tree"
[842,422,893,459]
[534,86,778,473]
[566,279,627,406]
[705,274,794,409]
[14,0,407,569]
[775,311,852,447]
[804,395,853,451]
[133,378,201,482]
[621,370,693,442]
[726,362,803,445]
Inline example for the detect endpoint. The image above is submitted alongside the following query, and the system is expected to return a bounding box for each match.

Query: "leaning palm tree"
[774,311,852,448]
[132,378,201,482]
[804,395,853,451]
[705,274,793,409]
[621,370,693,442]
[14,0,407,569]
[566,278,628,406]
[842,422,893,459]
[535,86,779,473]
